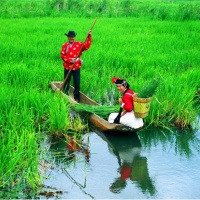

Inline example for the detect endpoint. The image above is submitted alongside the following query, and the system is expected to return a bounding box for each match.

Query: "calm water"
[42,118,200,199]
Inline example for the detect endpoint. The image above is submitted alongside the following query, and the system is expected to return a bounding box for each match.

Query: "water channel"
[41,117,200,199]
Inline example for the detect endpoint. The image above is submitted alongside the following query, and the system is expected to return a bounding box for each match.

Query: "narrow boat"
[50,81,139,133]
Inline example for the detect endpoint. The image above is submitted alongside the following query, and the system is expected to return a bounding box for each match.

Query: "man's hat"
[65,30,76,37]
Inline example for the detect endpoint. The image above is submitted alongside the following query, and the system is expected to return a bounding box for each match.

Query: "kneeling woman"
[108,78,144,129]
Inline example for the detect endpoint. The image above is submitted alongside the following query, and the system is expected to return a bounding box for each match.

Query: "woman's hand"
[118,98,123,104]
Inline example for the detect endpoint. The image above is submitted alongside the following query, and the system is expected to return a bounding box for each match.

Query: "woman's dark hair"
[115,79,130,89]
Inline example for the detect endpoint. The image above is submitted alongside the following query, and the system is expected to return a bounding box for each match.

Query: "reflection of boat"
[95,129,142,164]
[95,130,141,151]
[51,81,139,133]
[95,130,156,196]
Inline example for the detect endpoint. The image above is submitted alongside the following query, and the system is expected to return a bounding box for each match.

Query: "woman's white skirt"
[108,111,144,129]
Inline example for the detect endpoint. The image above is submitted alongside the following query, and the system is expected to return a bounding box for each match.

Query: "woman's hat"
[112,77,128,88]
[112,77,120,83]
[65,30,76,37]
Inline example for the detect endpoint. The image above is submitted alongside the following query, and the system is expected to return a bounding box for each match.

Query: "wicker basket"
[133,96,152,118]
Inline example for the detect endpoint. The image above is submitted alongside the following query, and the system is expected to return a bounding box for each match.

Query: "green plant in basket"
[137,79,159,98]
[133,78,159,118]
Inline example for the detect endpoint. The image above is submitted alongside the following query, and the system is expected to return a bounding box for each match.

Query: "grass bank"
[0,0,200,20]
[0,0,200,197]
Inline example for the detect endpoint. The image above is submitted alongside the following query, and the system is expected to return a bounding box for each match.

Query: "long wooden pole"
[60,18,97,91]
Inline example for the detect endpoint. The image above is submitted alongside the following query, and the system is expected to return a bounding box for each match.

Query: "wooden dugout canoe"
[50,81,139,133]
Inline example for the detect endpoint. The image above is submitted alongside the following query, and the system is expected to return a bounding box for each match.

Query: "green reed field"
[0,0,200,198]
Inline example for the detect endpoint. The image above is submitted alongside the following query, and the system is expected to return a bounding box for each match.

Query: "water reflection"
[45,125,200,199]
[66,135,90,163]
[96,131,156,196]
[45,135,95,199]
[49,134,90,167]
[138,127,200,158]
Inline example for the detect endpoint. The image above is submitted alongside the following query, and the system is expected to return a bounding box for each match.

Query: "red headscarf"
[111,77,120,83]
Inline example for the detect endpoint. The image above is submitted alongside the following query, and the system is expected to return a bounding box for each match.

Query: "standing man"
[60,30,92,102]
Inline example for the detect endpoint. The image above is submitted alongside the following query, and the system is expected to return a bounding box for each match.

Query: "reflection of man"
[106,134,156,195]
[67,136,90,163]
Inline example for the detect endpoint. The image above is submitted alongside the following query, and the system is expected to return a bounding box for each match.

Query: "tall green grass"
[0,65,86,198]
[0,129,41,198]
[0,0,200,197]
[1,17,199,128]
[47,92,88,134]
[1,0,200,20]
